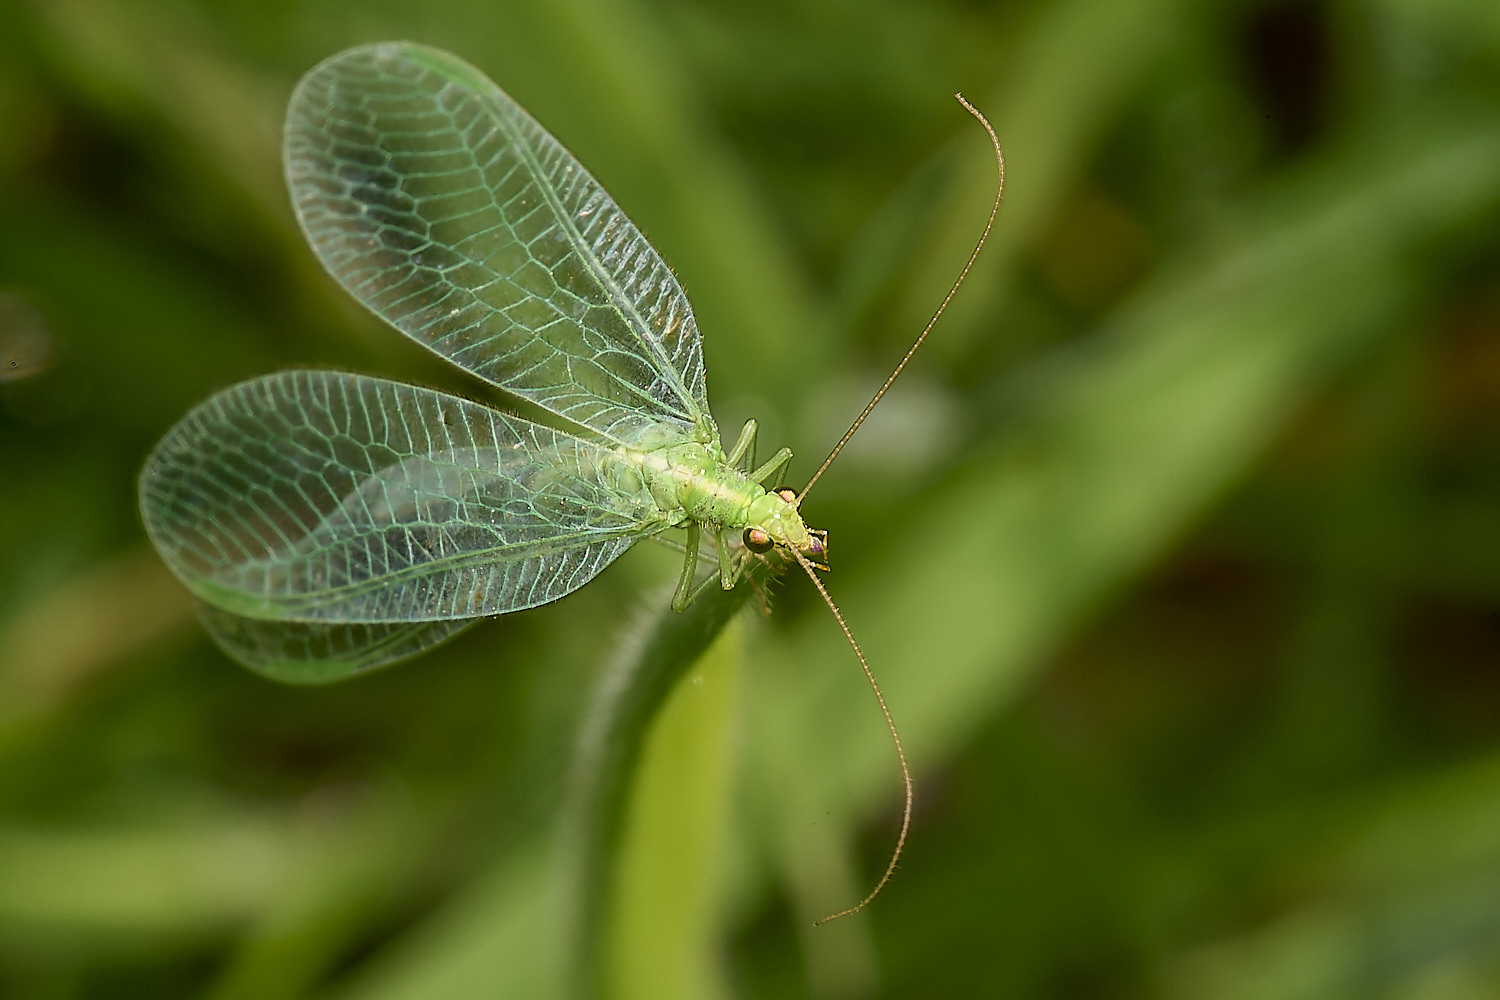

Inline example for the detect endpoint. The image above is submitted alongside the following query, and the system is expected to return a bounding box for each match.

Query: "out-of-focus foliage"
[1,0,1498,997]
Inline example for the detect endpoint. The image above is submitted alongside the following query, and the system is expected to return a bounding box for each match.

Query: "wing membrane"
[285,42,710,446]
[197,602,476,683]
[139,371,667,623]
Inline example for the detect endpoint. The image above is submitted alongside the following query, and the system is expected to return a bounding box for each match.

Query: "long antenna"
[797,94,1005,504]
[788,544,913,926]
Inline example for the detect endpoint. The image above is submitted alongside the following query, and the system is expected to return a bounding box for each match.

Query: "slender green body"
[636,441,811,549]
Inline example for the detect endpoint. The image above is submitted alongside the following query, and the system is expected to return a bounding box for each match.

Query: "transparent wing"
[197,602,476,684]
[139,371,668,623]
[285,42,711,447]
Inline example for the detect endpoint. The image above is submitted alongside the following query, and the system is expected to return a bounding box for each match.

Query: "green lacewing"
[139,42,1002,920]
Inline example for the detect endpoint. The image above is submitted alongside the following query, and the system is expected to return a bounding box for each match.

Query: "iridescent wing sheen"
[285,42,711,447]
[138,371,668,634]
[196,603,476,683]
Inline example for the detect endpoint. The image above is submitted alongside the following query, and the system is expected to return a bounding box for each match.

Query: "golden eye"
[777,488,797,504]
[743,526,774,553]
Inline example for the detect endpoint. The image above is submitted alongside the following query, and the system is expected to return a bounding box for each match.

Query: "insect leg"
[717,528,738,589]
[645,532,718,570]
[670,523,702,612]
[748,447,793,486]
[688,537,749,605]
[725,418,758,471]
[687,565,723,605]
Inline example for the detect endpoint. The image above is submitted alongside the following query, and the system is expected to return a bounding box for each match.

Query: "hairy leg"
[670,522,701,612]
[717,527,739,589]
[749,447,792,487]
[725,418,758,471]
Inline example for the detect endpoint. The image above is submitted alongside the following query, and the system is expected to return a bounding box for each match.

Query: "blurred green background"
[3,0,1500,996]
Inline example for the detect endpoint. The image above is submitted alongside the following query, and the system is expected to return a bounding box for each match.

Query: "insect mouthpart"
[803,529,830,570]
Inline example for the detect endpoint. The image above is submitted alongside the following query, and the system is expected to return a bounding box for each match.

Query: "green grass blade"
[563,559,778,999]
[285,42,711,446]
[139,371,664,623]
[324,569,774,1000]
[603,619,741,1000]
